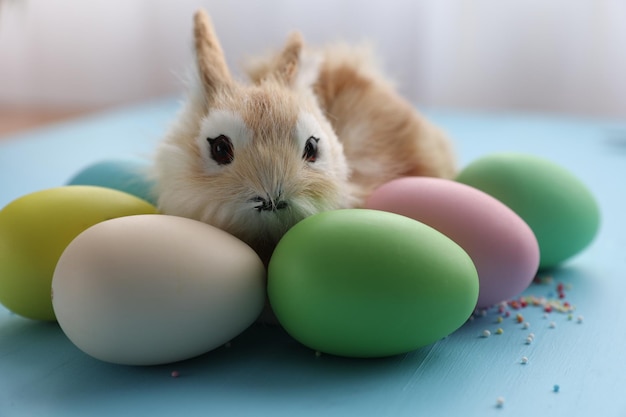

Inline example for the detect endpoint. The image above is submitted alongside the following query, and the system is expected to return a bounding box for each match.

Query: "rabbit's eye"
[302,136,319,163]
[207,134,234,165]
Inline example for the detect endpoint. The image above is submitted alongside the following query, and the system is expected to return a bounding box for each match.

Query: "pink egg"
[364,177,539,308]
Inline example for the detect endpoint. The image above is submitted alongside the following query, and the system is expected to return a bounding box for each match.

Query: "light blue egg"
[67,160,157,205]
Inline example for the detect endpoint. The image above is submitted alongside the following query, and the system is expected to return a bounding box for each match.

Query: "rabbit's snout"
[249,194,289,212]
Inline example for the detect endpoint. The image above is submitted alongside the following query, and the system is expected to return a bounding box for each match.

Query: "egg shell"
[268,209,479,358]
[67,159,157,205]
[0,186,158,321]
[456,153,600,268]
[365,177,539,308]
[52,214,266,365]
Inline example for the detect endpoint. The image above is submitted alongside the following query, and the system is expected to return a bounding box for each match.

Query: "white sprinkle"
[577,315,584,324]
[482,329,491,338]
[543,313,549,319]
[528,333,535,339]
[525,337,533,345]
[522,322,530,329]
[496,397,505,408]
[521,356,529,365]
[549,321,556,329]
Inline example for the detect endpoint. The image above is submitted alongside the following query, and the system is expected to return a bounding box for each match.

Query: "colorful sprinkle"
[515,294,574,314]
[553,384,560,393]
[170,370,180,378]
[516,314,524,324]
[496,328,504,335]
[314,351,322,358]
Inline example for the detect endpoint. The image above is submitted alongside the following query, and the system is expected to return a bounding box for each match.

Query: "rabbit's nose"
[250,195,288,212]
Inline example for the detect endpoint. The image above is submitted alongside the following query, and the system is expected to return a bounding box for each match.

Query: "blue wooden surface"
[1,99,625,416]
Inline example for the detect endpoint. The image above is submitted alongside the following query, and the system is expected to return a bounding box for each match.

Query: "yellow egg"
[0,186,158,320]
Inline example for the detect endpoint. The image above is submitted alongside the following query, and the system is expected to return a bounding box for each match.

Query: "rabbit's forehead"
[238,89,301,143]
[200,98,321,148]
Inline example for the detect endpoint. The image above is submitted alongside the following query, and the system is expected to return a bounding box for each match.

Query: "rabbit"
[153,9,455,265]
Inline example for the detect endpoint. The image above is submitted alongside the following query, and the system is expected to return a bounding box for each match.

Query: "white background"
[1,0,625,118]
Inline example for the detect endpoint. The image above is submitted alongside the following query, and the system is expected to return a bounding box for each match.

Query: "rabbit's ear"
[274,32,305,87]
[274,32,321,91]
[193,9,232,99]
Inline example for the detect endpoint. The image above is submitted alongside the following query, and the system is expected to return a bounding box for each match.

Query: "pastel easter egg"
[52,214,266,365]
[268,209,478,358]
[0,186,158,320]
[456,153,600,269]
[365,177,540,308]
[67,159,157,205]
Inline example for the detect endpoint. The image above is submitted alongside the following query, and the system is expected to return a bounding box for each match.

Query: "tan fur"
[153,9,455,265]
[272,32,304,86]
[193,11,232,102]
[154,10,350,263]
[248,43,456,203]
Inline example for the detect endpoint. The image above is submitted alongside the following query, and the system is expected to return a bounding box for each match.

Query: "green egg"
[268,209,479,358]
[0,186,158,321]
[456,153,600,269]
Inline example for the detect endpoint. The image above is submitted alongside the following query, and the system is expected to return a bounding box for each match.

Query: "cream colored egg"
[52,214,266,365]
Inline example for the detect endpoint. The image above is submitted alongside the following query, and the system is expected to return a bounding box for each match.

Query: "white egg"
[52,214,266,365]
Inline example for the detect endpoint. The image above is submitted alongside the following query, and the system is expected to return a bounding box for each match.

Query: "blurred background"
[0,0,625,136]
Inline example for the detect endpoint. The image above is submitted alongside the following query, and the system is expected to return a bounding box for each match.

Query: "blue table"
[1,99,624,416]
